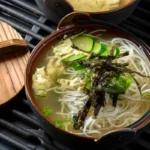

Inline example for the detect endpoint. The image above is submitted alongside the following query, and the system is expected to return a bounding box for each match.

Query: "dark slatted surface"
[0,0,150,150]
[120,0,150,45]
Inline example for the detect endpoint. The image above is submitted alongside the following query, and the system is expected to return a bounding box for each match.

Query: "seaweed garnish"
[71,47,150,130]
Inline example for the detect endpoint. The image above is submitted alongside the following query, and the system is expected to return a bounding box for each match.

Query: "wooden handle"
[58,12,91,30]
[0,21,28,55]
[0,39,28,55]
[0,39,27,48]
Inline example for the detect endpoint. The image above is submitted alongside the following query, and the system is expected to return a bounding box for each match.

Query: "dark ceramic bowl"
[35,0,141,24]
[25,12,150,150]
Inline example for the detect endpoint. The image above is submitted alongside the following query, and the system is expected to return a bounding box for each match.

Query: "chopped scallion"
[43,106,52,117]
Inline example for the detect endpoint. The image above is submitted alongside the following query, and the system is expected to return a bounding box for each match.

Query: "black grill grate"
[0,0,150,150]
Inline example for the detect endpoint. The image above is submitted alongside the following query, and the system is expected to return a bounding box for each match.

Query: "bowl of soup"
[35,0,141,24]
[25,12,150,150]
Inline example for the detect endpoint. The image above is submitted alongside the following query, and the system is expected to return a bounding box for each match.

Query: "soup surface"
[32,29,150,137]
[67,0,133,12]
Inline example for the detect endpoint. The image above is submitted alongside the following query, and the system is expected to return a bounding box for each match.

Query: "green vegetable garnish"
[86,81,92,89]
[101,46,120,57]
[43,106,52,117]
[114,47,120,56]
[54,118,73,129]
[63,54,86,62]
[108,73,133,92]
[86,71,93,78]
[54,120,65,129]
[72,35,94,52]
[72,64,87,71]
[92,43,106,56]
[77,68,87,75]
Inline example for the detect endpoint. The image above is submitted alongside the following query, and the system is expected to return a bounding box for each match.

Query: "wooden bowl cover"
[0,21,30,105]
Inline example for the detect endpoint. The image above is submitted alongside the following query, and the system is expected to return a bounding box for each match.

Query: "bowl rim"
[65,0,135,14]
[25,20,150,141]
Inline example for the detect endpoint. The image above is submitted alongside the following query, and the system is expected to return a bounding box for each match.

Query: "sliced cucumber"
[92,42,101,55]
[101,46,111,56]
[101,46,120,57]
[63,54,86,62]
[100,43,107,54]
[114,47,120,56]
[81,55,90,60]
[92,42,106,56]
[72,35,94,52]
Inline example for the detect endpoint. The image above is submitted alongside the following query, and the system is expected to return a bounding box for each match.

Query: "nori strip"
[93,92,105,117]
[73,99,91,130]
[112,94,119,107]
[72,46,150,130]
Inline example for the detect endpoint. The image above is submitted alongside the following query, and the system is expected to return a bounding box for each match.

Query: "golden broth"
[32,37,150,138]
[67,0,134,12]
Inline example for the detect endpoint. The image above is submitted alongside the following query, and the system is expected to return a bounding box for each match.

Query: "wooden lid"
[0,21,30,105]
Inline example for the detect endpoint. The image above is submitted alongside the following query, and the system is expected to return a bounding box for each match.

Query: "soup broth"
[67,0,134,12]
[32,29,150,137]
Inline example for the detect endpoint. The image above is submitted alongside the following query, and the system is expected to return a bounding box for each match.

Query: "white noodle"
[50,37,150,137]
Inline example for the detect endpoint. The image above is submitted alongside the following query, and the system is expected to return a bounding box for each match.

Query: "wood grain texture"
[0,21,27,54]
[0,21,30,105]
[0,39,27,49]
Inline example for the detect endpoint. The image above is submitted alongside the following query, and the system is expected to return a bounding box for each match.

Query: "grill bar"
[28,43,35,50]
[1,0,44,16]
[0,13,44,40]
[142,0,150,4]
[11,109,41,128]
[0,3,53,32]
[145,127,150,135]
[129,15,150,29]
[0,133,34,150]
[39,139,59,150]
[136,7,150,17]
[121,21,150,41]
[25,16,54,47]
[0,119,32,138]
[136,139,150,150]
